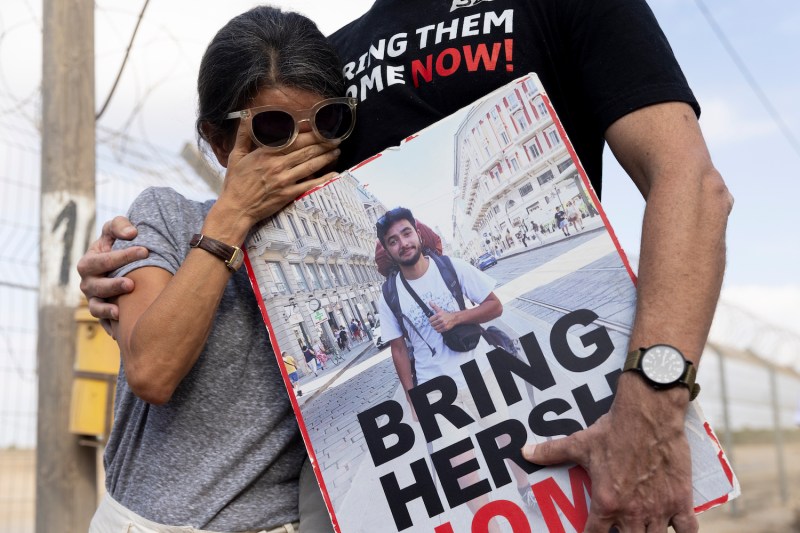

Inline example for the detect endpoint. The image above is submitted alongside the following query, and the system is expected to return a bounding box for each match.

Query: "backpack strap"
[381,271,437,356]
[419,254,513,354]
[382,272,408,340]
[399,273,433,318]
[430,254,496,339]
[428,254,467,310]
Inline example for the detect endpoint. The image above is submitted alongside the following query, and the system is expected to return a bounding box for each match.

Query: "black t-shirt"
[329,0,699,198]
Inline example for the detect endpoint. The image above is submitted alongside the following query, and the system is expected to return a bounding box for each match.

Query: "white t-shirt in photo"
[378,256,496,388]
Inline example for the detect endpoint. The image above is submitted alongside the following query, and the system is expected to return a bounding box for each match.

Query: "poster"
[244,74,738,532]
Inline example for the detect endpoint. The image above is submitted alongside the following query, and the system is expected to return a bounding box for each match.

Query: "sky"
[1,0,799,334]
[350,106,472,237]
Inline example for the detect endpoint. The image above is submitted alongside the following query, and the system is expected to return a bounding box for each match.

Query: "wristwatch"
[623,344,700,400]
[189,234,244,272]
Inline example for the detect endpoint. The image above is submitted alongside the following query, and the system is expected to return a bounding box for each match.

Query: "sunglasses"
[225,97,357,151]
[375,208,415,233]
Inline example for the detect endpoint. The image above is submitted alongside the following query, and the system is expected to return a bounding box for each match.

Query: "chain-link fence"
[1,29,799,533]
[0,99,40,533]
[2,106,799,529]
[0,93,213,532]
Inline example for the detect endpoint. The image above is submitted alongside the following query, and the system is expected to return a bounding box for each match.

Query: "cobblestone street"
[299,344,394,504]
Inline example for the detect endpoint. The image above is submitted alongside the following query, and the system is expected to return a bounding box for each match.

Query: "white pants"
[89,457,332,533]
[89,493,300,533]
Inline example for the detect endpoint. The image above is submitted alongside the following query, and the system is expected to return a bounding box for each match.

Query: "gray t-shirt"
[106,187,305,530]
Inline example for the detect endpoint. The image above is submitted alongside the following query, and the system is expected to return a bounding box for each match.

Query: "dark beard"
[395,246,422,267]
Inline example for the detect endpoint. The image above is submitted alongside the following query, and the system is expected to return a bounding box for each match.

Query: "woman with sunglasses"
[89,7,349,533]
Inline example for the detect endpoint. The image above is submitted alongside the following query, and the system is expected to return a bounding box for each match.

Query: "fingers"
[430,302,443,313]
[428,313,444,332]
[669,512,699,533]
[608,515,685,533]
[582,506,695,533]
[77,246,148,281]
[582,513,617,533]
[78,217,143,322]
[239,137,340,207]
[286,171,338,202]
[94,216,136,253]
[88,295,123,323]
[280,142,341,183]
[521,434,583,465]
[227,113,255,167]
[82,274,135,305]
[78,247,146,325]
[108,216,137,241]
[98,318,117,339]
[219,130,341,225]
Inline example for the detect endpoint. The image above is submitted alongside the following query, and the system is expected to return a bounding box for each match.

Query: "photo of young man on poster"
[375,206,537,527]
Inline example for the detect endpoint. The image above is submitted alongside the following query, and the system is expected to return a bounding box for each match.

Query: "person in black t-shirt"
[78,2,731,531]
[554,206,570,237]
[302,345,319,376]
[337,326,350,351]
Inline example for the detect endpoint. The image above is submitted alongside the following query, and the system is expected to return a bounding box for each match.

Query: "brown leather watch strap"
[189,234,243,272]
[624,347,701,401]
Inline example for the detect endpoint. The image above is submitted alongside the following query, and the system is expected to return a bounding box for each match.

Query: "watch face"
[641,345,686,385]
[309,299,321,312]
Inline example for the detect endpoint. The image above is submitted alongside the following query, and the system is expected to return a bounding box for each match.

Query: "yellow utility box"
[69,299,120,441]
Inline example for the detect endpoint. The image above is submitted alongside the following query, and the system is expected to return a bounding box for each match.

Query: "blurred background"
[0,1,798,532]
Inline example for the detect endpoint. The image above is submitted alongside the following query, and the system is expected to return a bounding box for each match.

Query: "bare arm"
[525,102,732,533]
[609,101,731,368]
[428,292,502,333]
[112,117,341,405]
[389,337,415,394]
[388,337,419,422]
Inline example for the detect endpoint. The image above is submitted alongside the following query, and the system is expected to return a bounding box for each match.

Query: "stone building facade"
[246,172,387,357]
[451,76,596,260]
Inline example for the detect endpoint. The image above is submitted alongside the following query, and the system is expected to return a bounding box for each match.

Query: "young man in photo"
[375,207,536,522]
[377,207,502,401]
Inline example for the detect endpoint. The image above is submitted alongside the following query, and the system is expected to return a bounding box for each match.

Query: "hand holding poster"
[244,74,738,532]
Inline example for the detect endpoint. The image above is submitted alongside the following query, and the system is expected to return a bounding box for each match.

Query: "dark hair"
[196,6,345,150]
[376,207,416,246]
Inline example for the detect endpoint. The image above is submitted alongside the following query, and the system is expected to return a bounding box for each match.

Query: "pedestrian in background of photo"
[302,345,319,376]
[335,326,344,350]
[314,345,328,371]
[349,319,360,342]
[295,347,312,377]
[566,200,584,233]
[283,351,300,391]
[555,206,570,237]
